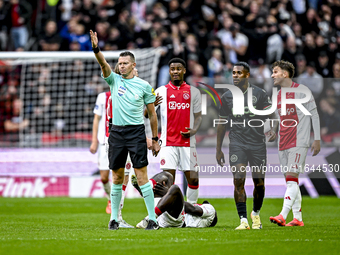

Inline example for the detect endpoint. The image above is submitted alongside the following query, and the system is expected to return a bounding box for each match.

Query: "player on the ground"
[269,60,321,227]
[145,58,202,206]
[216,62,278,230]
[90,30,160,230]
[132,172,218,228]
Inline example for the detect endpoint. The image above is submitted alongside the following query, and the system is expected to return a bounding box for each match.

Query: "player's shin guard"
[102,180,111,199]
[280,176,299,219]
[292,187,302,221]
[187,184,199,204]
[110,184,122,221]
[140,182,157,222]
[118,184,126,221]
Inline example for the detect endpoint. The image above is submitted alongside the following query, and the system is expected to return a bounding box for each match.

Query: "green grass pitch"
[0,197,339,255]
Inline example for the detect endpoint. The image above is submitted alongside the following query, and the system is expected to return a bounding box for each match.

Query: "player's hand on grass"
[154,182,168,197]
[89,30,98,48]
[154,93,163,106]
[311,140,321,156]
[180,127,196,138]
[267,130,276,142]
[216,150,225,166]
[89,142,98,154]
[152,140,161,157]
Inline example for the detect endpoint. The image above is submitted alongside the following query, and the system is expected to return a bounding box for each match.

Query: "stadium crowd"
[1,0,340,146]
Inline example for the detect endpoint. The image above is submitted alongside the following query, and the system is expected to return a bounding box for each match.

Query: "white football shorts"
[278,147,308,174]
[157,208,185,228]
[159,146,199,171]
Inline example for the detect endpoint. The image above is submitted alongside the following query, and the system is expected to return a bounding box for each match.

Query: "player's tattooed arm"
[146,103,161,156]
[90,30,111,78]
[216,120,227,166]
[267,111,279,142]
[180,111,202,138]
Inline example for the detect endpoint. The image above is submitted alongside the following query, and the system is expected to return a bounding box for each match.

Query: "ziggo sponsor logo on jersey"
[169,101,190,110]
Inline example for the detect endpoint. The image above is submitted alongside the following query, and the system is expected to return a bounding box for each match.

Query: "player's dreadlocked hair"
[234,61,250,73]
[119,51,136,63]
[272,60,295,78]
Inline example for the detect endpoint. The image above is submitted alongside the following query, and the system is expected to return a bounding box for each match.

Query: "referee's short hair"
[234,62,250,73]
[168,58,186,68]
[119,51,135,63]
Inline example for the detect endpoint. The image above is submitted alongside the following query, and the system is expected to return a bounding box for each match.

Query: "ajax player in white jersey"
[269,60,321,227]
[132,172,217,228]
[146,58,202,206]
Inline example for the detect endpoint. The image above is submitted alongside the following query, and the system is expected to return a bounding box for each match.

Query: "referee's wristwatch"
[152,136,159,142]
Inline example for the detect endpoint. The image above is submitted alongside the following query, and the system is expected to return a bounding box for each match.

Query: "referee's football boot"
[250,212,262,229]
[235,221,250,230]
[145,219,159,230]
[108,219,119,230]
[269,214,286,226]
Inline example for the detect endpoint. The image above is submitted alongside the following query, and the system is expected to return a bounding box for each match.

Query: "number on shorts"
[295,153,301,163]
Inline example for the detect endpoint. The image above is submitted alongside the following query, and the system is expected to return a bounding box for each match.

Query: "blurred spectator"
[39,20,61,51]
[297,61,323,100]
[79,0,97,32]
[217,23,248,64]
[266,15,284,63]
[208,48,224,77]
[251,61,272,93]
[186,63,212,87]
[319,97,340,136]
[281,37,297,71]
[302,33,318,63]
[3,0,32,51]
[241,17,278,65]
[0,0,8,51]
[317,51,332,78]
[325,63,340,98]
[60,22,91,51]
[131,0,147,33]
[3,98,30,142]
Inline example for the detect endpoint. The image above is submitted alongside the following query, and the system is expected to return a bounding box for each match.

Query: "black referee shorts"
[108,124,148,170]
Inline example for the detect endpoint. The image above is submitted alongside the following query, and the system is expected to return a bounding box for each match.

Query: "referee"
[90,30,161,230]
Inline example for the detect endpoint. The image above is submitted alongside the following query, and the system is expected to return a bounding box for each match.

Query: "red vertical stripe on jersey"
[105,91,111,137]
[166,82,191,147]
[278,82,299,151]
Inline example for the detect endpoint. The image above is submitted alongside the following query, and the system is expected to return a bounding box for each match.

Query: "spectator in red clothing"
[3,0,32,50]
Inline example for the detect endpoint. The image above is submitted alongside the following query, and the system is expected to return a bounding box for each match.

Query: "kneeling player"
[133,172,217,228]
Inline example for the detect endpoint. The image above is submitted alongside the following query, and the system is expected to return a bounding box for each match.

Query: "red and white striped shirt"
[277,82,317,151]
[93,91,111,143]
[155,82,201,147]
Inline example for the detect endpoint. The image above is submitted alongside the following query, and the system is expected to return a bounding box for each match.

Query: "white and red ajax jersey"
[93,91,111,144]
[155,81,201,147]
[277,82,317,151]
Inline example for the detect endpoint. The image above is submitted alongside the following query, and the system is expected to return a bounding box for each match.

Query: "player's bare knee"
[169,184,181,195]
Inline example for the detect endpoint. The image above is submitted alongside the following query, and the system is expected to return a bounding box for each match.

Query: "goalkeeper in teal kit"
[90,30,161,230]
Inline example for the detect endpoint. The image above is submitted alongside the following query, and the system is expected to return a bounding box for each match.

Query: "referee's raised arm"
[90,30,111,78]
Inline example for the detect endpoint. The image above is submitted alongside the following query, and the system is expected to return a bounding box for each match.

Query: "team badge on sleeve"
[152,88,156,96]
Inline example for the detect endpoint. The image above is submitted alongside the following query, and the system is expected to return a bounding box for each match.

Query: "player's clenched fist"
[89,30,98,48]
